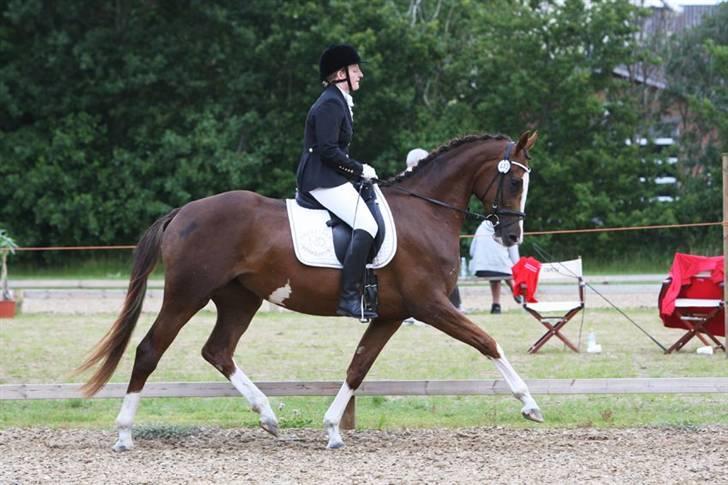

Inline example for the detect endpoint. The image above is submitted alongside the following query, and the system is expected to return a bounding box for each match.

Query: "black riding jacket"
[296,85,363,193]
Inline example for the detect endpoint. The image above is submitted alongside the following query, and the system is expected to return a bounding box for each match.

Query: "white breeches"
[310,183,378,238]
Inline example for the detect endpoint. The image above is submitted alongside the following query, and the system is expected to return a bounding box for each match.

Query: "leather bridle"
[386,141,531,228]
[476,141,531,228]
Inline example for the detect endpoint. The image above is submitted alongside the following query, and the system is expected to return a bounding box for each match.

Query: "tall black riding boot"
[336,229,378,319]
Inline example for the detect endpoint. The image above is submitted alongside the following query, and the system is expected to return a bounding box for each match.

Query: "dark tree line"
[1,0,725,263]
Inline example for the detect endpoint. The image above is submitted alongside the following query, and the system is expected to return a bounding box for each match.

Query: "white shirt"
[468,221,520,275]
[336,84,354,120]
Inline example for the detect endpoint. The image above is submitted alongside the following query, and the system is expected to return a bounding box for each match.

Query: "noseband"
[478,142,532,228]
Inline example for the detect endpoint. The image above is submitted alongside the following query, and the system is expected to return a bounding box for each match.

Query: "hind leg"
[201,283,279,437]
[324,319,402,448]
[114,295,209,451]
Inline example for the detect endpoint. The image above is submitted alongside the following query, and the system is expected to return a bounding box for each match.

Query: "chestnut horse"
[78,131,541,450]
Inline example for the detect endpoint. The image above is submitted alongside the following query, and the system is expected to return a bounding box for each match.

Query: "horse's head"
[474,131,538,247]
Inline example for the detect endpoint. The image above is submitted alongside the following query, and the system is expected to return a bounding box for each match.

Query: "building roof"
[615,3,721,89]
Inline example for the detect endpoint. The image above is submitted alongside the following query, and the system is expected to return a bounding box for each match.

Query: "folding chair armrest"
[578,276,585,304]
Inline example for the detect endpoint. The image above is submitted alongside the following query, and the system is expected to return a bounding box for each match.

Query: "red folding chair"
[658,253,725,354]
[515,257,585,353]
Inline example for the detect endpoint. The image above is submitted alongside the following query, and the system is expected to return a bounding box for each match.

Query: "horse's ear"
[515,130,538,155]
[515,131,530,155]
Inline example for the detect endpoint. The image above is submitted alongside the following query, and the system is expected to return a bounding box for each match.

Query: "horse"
[77,130,541,450]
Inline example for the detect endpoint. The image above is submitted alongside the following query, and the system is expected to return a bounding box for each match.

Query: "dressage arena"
[3,281,727,484]
[2,426,727,483]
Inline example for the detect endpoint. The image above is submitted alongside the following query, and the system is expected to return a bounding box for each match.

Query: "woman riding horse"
[296,44,378,319]
[77,56,541,449]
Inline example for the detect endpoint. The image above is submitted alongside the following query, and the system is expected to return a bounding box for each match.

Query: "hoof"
[260,418,280,438]
[326,439,345,449]
[521,407,544,423]
[324,421,344,449]
[112,440,133,452]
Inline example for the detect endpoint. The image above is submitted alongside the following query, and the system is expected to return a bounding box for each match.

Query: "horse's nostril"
[508,234,518,244]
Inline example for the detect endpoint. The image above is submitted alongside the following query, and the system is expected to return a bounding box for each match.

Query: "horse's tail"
[76,208,181,397]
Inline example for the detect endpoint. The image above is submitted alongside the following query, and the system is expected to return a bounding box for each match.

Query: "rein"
[385,183,490,220]
[378,142,531,227]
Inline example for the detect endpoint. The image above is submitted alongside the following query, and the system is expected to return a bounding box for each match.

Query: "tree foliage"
[0,0,722,262]
[662,3,727,253]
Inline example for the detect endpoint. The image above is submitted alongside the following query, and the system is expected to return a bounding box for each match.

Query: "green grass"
[1,309,726,430]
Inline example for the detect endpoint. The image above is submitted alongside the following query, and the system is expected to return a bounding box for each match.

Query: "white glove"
[361,163,378,181]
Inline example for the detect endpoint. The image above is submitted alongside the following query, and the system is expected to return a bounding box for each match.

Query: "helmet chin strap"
[345,65,353,92]
[330,66,353,92]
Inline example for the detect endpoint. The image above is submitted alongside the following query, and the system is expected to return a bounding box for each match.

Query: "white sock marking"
[116,392,141,429]
[114,392,141,451]
[494,344,530,396]
[229,364,277,433]
[230,366,270,412]
[324,382,353,426]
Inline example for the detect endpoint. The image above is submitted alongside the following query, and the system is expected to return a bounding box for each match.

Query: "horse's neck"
[400,143,490,210]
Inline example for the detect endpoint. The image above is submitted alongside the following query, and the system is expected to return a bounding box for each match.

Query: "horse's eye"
[510,178,523,189]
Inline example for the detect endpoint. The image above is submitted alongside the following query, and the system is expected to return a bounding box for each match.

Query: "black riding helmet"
[319,44,362,91]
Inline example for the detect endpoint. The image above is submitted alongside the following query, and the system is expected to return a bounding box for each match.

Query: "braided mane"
[382,133,512,186]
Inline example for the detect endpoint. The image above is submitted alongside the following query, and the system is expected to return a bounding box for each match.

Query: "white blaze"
[518,171,530,244]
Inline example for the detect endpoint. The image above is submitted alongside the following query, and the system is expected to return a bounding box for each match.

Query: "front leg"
[323,319,402,449]
[418,298,543,423]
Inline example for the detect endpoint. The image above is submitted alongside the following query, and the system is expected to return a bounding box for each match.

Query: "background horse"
[78,131,540,450]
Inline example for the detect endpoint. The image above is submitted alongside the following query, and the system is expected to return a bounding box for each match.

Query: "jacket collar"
[327,84,354,124]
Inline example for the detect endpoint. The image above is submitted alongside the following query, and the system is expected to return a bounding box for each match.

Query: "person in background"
[469,220,520,314]
[405,148,428,172]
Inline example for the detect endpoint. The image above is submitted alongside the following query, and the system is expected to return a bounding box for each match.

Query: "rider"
[296,44,379,319]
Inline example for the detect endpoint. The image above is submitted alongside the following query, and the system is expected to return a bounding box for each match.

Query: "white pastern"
[268,280,292,307]
[230,365,279,436]
[493,344,543,422]
[113,392,141,452]
[323,382,353,449]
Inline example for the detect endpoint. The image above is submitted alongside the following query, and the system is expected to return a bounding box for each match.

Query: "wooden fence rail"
[3,378,728,400]
[3,378,727,428]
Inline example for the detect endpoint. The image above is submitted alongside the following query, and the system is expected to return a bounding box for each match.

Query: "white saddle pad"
[286,185,397,269]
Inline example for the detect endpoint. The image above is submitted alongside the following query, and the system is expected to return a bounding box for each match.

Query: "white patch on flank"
[268,280,292,306]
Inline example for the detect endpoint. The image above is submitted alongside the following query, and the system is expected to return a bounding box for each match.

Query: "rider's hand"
[361,163,378,181]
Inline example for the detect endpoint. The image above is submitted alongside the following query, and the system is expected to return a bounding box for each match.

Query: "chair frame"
[658,274,725,354]
[519,258,585,354]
